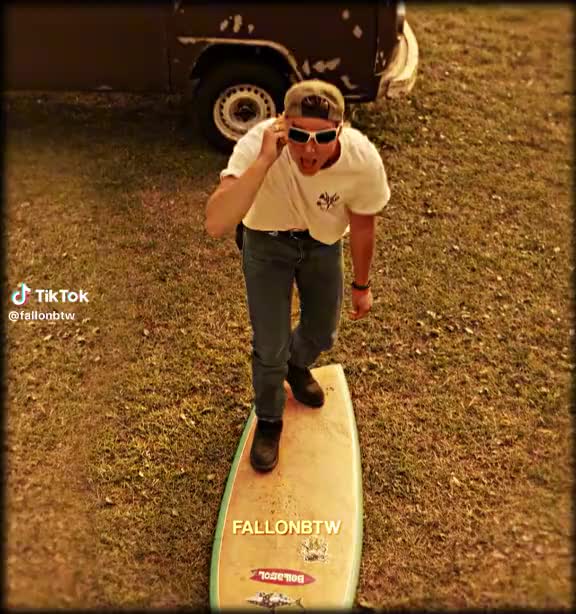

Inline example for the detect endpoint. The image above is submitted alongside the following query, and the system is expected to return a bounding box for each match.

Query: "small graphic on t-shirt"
[316,192,341,211]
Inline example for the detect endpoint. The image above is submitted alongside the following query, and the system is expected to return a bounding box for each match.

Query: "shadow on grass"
[5,92,226,207]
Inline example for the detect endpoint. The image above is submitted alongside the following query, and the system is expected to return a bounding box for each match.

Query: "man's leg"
[288,238,343,404]
[242,229,297,420]
[242,229,302,471]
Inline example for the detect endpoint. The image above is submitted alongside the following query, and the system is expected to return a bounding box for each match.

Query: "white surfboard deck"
[210,364,363,611]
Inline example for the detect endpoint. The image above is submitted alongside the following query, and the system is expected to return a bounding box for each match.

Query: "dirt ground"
[5,5,573,609]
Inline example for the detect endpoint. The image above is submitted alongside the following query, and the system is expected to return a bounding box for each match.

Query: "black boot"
[286,363,325,407]
[250,419,283,472]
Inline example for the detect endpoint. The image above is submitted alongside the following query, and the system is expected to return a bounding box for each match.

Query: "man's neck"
[321,140,341,170]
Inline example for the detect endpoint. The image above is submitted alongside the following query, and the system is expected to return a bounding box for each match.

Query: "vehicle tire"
[194,61,289,153]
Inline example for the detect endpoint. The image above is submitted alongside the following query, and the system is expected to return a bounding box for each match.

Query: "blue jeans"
[242,227,344,421]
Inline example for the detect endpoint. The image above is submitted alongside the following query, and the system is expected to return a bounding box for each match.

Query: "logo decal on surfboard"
[246,591,304,610]
[250,568,316,585]
[299,536,328,562]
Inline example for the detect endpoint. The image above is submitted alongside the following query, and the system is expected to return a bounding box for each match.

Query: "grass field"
[5,5,573,609]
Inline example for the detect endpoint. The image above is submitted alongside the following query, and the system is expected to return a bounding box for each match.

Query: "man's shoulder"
[245,117,275,139]
[234,117,275,151]
[341,125,382,165]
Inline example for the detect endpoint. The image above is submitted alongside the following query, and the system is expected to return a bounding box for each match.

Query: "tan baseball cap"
[284,79,345,123]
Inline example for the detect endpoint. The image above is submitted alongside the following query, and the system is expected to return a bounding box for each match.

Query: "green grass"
[5,5,573,609]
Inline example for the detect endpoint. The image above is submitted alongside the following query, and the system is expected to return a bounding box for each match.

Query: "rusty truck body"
[5,1,418,151]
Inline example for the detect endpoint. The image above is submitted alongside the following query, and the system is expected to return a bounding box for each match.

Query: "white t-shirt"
[220,118,390,245]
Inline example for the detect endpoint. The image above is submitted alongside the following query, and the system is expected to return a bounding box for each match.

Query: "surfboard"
[210,363,363,611]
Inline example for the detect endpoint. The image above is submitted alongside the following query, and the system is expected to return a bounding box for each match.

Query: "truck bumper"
[376,20,419,99]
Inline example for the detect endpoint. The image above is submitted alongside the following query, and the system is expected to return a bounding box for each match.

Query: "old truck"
[5,1,418,151]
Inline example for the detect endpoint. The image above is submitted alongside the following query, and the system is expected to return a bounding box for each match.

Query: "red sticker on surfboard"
[250,568,316,585]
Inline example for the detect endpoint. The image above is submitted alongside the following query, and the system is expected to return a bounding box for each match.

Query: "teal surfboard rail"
[209,405,257,610]
[336,364,364,608]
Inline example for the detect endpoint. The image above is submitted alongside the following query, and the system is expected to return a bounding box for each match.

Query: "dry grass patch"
[5,5,573,609]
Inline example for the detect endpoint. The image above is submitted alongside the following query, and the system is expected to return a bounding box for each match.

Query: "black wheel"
[194,61,289,153]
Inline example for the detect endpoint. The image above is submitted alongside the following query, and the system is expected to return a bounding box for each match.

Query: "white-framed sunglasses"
[287,125,340,145]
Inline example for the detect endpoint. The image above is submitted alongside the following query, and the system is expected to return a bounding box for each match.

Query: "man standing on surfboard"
[205,79,390,472]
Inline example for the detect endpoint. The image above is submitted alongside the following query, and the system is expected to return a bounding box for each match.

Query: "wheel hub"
[214,84,276,141]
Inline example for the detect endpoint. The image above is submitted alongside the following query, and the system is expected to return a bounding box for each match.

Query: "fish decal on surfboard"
[246,591,304,611]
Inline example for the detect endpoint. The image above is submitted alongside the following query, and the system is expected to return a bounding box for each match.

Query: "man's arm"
[205,159,272,238]
[348,210,377,286]
[205,116,288,238]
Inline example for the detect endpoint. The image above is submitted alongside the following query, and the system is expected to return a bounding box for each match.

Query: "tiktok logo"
[11,282,32,306]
